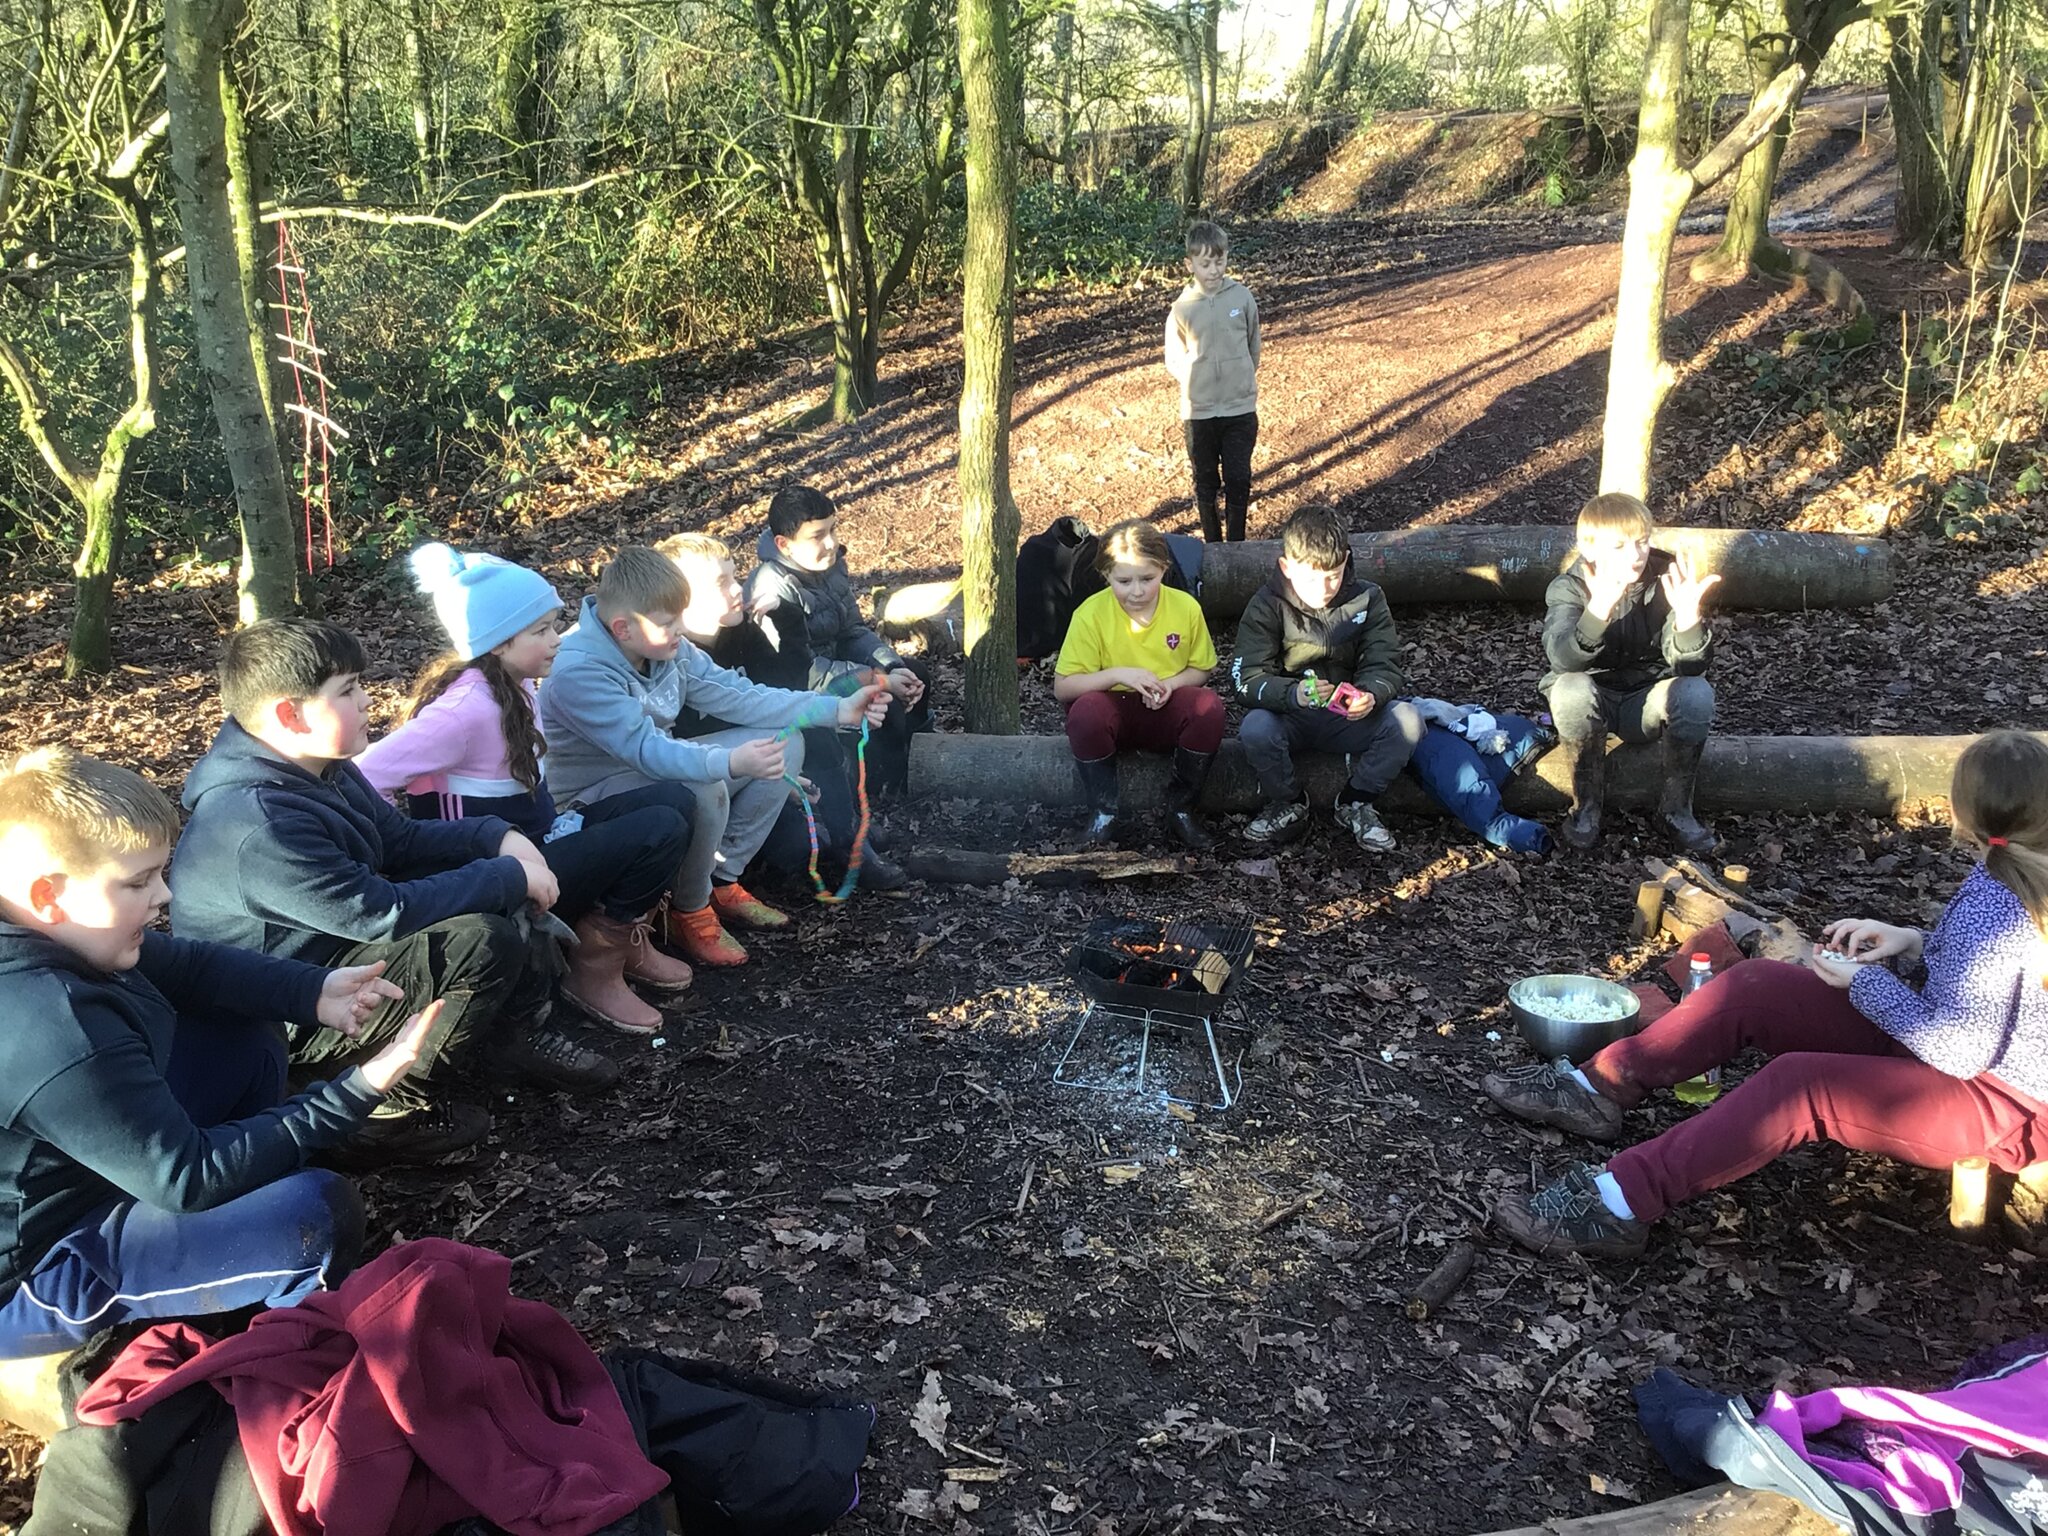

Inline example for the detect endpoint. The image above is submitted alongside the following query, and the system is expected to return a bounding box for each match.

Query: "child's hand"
[1660,549,1722,631]
[837,685,890,730]
[522,860,560,912]
[1132,674,1170,709]
[1805,946,1863,990]
[1582,554,1634,621]
[747,589,781,617]
[316,961,405,1039]
[730,737,789,780]
[886,667,925,705]
[1294,677,1326,708]
[360,1001,444,1094]
[1342,690,1377,720]
[1822,918,1922,964]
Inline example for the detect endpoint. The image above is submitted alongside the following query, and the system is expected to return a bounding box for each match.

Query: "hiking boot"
[1244,796,1311,845]
[855,846,910,891]
[1162,747,1216,852]
[1334,798,1396,853]
[1496,1161,1649,1259]
[498,1024,621,1093]
[1481,1057,1625,1141]
[1075,755,1121,846]
[712,881,789,930]
[328,1098,491,1169]
[1559,734,1605,851]
[667,902,748,967]
[1658,733,1718,855]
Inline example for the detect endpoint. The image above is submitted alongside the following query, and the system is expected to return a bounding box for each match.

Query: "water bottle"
[1674,953,1722,1104]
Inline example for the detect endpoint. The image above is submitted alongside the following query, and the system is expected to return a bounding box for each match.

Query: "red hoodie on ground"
[75,1236,667,1536]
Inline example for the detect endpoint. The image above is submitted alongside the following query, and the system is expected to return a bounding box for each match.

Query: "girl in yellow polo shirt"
[1054,520,1225,849]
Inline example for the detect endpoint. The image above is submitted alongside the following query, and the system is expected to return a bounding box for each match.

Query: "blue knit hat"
[409,543,561,660]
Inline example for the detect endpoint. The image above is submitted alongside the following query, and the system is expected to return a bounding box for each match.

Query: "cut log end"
[1405,1240,1480,1322]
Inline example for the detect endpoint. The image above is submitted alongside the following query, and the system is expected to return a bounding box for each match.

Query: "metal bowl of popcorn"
[1508,974,1642,1064]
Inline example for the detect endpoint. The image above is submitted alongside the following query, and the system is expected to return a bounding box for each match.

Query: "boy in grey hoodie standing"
[1164,220,1261,543]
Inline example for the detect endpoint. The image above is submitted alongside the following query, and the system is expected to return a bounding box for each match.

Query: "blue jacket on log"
[171,719,527,966]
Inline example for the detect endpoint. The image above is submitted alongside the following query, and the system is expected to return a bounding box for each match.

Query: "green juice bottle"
[1673,953,1722,1105]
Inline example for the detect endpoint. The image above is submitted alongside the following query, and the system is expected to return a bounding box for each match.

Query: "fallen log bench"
[879,527,1891,644]
[912,733,2008,818]
[1470,1485,1837,1536]
[0,1349,71,1438]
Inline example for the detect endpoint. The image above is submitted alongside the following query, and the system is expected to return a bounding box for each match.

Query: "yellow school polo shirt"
[1057,586,1217,684]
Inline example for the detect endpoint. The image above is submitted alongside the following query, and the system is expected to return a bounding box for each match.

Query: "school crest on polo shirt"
[1166,633,1182,650]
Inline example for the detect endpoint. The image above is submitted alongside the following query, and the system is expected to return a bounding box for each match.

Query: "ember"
[1071,916,1256,1020]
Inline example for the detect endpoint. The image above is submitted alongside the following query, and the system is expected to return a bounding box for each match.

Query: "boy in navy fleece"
[171,620,616,1168]
[0,747,439,1357]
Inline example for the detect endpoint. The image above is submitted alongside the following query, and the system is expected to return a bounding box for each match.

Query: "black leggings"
[542,782,695,923]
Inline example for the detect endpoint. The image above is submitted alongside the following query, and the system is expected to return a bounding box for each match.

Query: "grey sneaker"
[1482,1056,1625,1141]
[1334,799,1396,852]
[1244,797,1311,844]
[1496,1161,1648,1259]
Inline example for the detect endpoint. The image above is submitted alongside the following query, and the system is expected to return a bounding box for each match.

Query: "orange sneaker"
[710,881,790,930]
[665,903,748,968]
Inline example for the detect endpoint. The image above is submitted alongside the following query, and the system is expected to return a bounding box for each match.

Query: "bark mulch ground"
[3,210,2046,1535]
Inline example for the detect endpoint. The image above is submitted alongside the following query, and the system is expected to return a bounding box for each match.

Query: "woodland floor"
[5,206,2048,1535]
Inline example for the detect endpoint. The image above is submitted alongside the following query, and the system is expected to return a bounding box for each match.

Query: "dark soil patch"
[3,208,2047,1534]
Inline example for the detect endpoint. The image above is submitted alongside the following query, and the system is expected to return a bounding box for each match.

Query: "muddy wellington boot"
[1076,756,1122,845]
[1162,747,1217,852]
[563,913,664,1036]
[1657,733,1718,855]
[1558,734,1606,852]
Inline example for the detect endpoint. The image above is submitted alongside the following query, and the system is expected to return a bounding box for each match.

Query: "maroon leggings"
[1585,959,2048,1224]
[1063,686,1226,760]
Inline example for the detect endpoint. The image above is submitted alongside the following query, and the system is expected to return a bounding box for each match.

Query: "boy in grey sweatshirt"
[1164,219,1261,543]
[537,548,885,968]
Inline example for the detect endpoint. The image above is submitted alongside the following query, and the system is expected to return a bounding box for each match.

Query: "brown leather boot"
[623,911,693,992]
[562,913,663,1035]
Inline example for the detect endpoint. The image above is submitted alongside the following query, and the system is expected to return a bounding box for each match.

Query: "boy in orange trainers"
[538,548,887,967]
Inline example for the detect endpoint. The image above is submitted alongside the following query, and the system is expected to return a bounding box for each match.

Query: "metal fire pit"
[1054,915,1258,1109]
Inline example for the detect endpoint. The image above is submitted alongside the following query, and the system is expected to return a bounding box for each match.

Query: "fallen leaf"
[1102,1163,1142,1185]
[720,1285,762,1317]
[911,1370,951,1453]
[1233,857,1279,879]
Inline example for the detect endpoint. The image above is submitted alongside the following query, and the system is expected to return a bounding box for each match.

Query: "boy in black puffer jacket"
[744,485,933,796]
[1541,492,1718,854]
[1231,506,1423,852]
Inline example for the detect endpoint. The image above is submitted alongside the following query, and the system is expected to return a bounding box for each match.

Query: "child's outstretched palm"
[1660,550,1721,631]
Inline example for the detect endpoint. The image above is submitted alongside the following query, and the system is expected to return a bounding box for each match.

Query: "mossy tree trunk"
[958,0,1021,733]
[166,0,300,622]
[1601,0,1809,497]
[1295,0,1330,111]
[1885,4,1955,255]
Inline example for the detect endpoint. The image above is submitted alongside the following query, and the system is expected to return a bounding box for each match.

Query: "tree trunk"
[165,0,299,623]
[1598,0,1693,498]
[958,0,1021,735]
[326,0,352,175]
[219,58,278,437]
[1296,0,1330,111]
[496,0,557,186]
[404,0,436,193]
[1053,10,1075,179]
[1886,5,1955,256]
[1694,33,1797,280]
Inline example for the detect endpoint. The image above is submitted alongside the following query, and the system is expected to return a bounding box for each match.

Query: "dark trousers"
[1547,673,1714,746]
[293,914,533,1096]
[0,1017,364,1358]
[1591,960,2048,1224]
[1407,715,1550,852]
[1239,699,1423,805]
[850,658,933,797]
[542,783,694,923]
[1184,412,1258,542]
[1064,687,1226,759]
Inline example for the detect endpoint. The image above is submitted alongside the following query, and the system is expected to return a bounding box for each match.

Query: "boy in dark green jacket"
[1231,506,1423,851]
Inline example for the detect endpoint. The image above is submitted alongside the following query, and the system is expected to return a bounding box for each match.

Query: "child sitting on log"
[357,545,695,1036]
[1403,698,1555,856]
[537,547,887,968]
[658,531,907,892]
[0,748,440,1355]
[1054,518,1224,850]
[1543,492,1719,854]
[1232,505,1422,853]
[1484,729,2048,1259]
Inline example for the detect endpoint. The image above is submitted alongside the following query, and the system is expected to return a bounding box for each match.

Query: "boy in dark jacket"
[744,485,933,795]
[1542,493,1718,853]
[1231,506,1423,851]
[172,621,617,1167]
[0,747,440,1356]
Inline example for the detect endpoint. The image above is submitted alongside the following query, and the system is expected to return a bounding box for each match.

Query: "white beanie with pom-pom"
[408,542,561,660]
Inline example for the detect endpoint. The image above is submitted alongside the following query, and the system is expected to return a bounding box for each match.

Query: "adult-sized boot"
[1658,733,1718,854]
[1076,756,1122,845]
[1558,734,1606,851]
[1163,747,1217,851]
[563,913,664,1035]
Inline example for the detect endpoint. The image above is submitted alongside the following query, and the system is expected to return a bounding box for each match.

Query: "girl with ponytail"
[1484,729,2048,1259]
[359,544,697,1035]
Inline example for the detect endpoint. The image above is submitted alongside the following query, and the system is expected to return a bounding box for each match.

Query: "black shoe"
[855,847,909,891]
[1163,747,1216,851]
[1658,733,1717,854]
[498,1025,621,1093]
[1076,756,1122,846]
[326,1099,491,1169]
[1558,734,1605,851]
